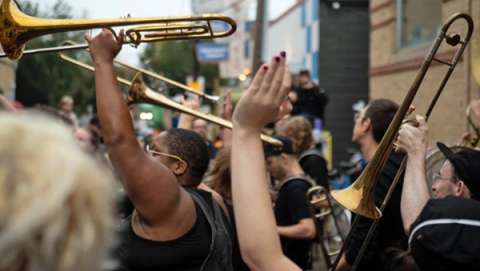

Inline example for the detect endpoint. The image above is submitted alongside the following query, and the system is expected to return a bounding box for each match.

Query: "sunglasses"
[145,144,188,166]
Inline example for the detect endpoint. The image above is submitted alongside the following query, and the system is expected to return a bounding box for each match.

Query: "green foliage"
[140,41,219,95]
[15,0,94,113]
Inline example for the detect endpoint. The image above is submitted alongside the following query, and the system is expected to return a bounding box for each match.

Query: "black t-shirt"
[274,178,313,270]
[292,84,328,122]
[226,203,250,271]
[409,196,480,271]
[345,153,407,271]
[299,150,329,189]
[113,192,212,271]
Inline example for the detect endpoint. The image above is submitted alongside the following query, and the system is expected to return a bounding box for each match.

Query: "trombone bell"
[330,173,382,220]
[59,54,282,147]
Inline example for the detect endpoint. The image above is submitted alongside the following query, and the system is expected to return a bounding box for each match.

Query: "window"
[396,0,442,49]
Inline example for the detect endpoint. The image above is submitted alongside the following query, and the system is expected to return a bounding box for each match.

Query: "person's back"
[299,149,329,188]
[274,177,313,269]
[115,189,232,271]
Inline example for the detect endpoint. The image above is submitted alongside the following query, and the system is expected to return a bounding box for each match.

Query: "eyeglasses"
[145,144,188,166]
[432,173,459,183]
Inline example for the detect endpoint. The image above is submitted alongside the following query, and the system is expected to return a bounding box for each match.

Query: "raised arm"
[86,30,188,224]
[231,53,300,271]
[396,115,430,234]
[177,95,200,129]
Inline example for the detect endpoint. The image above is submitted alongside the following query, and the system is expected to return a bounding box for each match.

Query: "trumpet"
[0,0,236,60]
[59,54,282,146]
[330,13,474,271]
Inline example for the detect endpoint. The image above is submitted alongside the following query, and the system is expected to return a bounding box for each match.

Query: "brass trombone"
[59,54,282,146]
[60,40,221,102]
[329,13,473,271]
[0,0,236,60]
[307,185,345,269]
[113,59,221,102]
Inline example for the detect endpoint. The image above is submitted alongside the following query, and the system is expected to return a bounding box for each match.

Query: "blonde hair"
[0,113,115,271]
[279,116,313,154]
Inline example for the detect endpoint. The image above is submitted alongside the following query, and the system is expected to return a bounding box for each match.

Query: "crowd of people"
[0,28,479,271]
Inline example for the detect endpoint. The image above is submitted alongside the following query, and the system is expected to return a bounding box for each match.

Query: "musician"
[265,135,317,270]
[0,113,115,271]
[337,99,407,271]
[278,115,329,189]
[389,116,480,270]
[85,29,233,271]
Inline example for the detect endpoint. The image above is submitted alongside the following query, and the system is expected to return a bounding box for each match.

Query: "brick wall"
[369,0,480,147]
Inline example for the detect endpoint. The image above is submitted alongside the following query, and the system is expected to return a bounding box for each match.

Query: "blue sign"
[196,42,229,63]
[211,21,231,32]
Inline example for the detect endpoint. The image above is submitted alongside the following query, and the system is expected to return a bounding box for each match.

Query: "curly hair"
[204,147,232,204]
[279,116,313,154]
[0,113,115,271]
[163,128,210,186]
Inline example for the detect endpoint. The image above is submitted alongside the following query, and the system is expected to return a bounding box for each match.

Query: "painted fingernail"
[263,65,269,71]
[275,56,281,62]
[280,51,286,58]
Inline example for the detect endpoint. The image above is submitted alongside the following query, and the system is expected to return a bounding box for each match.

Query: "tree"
[140,41,219,96]
[15,0,94,114]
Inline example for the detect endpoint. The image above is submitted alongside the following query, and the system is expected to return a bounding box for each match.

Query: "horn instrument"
[330,13,474,271]
[0,0,236,60]
[59,54,282,146]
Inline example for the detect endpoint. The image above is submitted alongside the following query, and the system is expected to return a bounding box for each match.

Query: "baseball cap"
[437,142,480,199]
[264,135,294,157]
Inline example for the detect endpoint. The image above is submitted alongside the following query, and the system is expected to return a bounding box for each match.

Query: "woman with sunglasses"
[86,29,232,271]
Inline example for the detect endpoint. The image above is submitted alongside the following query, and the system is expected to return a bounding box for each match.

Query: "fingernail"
[275,56,281,62]
[263,65,269,71]
[280,51,286,58]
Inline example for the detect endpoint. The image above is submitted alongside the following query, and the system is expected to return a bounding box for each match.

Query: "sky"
[25,0,297,63]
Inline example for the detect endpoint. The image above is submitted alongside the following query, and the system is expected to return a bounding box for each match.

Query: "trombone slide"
[59,54,281,146]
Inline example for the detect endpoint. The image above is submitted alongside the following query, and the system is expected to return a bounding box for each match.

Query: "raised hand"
[182,94,201,111]
[233,53,292,133]
[85,28,124,64]
[221,91,233,121]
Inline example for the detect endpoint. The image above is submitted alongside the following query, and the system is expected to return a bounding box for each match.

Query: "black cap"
[437,142,480,199]
[264,135,294,157]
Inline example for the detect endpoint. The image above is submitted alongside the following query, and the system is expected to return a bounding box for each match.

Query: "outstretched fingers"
[258,55,281,95]
[248,64,269,96]
[268,57,286,101]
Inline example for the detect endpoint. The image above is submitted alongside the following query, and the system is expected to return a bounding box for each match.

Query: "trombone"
[329,13,473,270]
[114,59,221,102]
[59,54,282,146]
[307,186,345,269]
[0,0,236,60]
[60,40,221,102]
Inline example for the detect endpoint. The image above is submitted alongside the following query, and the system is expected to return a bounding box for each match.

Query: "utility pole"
[252,0,266,73]
[193,40,199,81]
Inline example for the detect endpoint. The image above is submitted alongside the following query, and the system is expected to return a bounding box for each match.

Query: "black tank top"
[114,195,211,271]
